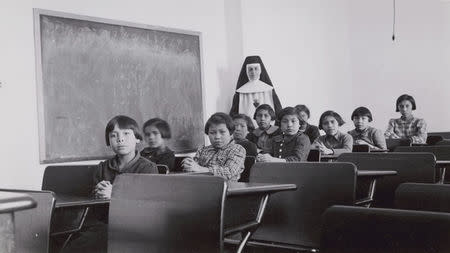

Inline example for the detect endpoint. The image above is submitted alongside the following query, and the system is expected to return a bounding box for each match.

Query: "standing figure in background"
[384,94,427,144]
[230,55,282,118]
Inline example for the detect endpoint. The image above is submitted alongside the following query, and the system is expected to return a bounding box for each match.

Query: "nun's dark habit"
[229,56,282,117]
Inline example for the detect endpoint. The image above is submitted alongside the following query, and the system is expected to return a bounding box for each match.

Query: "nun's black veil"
[229,56,282,116]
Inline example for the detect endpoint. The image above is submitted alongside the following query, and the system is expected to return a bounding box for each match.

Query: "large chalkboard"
[34,9,205,163]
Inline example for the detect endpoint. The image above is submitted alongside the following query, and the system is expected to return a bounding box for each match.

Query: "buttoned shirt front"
[194,140,245,181]
[384,115,427,144]
[271,131,311,161]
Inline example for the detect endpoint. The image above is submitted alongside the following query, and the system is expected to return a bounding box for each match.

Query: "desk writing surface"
[0,192,36,213]
[226,182,297,196]
[54,194,109,208]
[357,170,398,177]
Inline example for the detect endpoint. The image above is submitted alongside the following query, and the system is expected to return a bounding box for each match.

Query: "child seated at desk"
[140,118,175,171]
[232,114,258,157]
[93,115,158,199]
[348,106,387,150]
[384,94,427,144]
[256,107,310,162]
[63,115,157,253]
[182,112,245,181]
[313,110,353,155]
[247,104,281,153]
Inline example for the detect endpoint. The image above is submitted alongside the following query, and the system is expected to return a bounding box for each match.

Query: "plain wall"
[240,0,450,133]
[0,0,243,189]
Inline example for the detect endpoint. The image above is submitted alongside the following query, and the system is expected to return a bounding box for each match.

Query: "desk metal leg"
[354,179,377,207]
[439,167,446,184]
[236,194,269,253]
[366,179,377,208]
[52,207,90,251]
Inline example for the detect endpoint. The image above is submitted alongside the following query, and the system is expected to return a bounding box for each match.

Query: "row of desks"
[51,170,396,252]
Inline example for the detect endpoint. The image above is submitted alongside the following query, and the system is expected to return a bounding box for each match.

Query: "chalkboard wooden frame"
[33,9,205,163]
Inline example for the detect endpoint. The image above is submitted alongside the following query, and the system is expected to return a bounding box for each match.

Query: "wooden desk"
[0,192,36,213]
[225,182,297,253]
[0,192,36,253]
[320,154,340,162]
[54,194,109,208]
[355,170,397,207]
[52,194,109,249]
[227,182,296,196]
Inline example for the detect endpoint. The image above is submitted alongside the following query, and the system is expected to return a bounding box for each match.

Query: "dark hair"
[351,107,373,122]
[142,118,171,139]
[396,94,416,112]
[253,104,276,120]
[277,106,303,122]
[204,112,235,134]
[105,115,142,146]
[294,104,310,119]
[232,114,255,132]
[318,111,345,130]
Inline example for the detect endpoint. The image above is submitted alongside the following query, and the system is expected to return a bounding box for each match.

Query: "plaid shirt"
[385,115,427,144]
[194,141,245,181]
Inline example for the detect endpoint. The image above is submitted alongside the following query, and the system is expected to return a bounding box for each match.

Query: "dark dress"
[235,139,258,157]
[140,146,175,171]
[301,123,321,144]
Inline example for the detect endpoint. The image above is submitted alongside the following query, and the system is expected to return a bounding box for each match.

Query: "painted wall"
[241,0,450,133]
[0,0,243,189]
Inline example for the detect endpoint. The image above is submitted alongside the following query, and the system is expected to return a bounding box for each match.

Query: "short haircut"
[253,104,276,120]
[396,94,416,112]
[294,104,311,119]
[277,106,302,122]
[105,115,142,146]
[351,106,373,122]
[204,112,235,134]
[142,118,172,139]
[318,110,345,130]
[232,114,255,132]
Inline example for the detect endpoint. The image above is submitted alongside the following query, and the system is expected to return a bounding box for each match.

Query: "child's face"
[246,63,261,81]
[208,123,232,149]
[298,111,309,123]
[143,125,165,148]
[255,109,272,130]
[280,114,300,136]
[353,116,370,131]
[233,118,249,141]
[398,100,413,117]
[322,116,339,136]
[108,124,140,156]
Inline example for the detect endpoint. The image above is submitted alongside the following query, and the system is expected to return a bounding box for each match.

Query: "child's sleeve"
[285,135,311,162]
[332,134,353,155]
[384,119,396,138]
[410,119,427,144]
[373,128,387,150]
[208,145,245,181]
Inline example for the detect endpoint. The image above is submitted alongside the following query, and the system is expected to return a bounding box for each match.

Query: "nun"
[229,56,282,118]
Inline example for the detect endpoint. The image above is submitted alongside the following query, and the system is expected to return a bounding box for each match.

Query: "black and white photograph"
[1,0,450,252]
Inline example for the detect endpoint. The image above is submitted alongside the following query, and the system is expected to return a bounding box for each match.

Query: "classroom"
[1,0,450,252]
